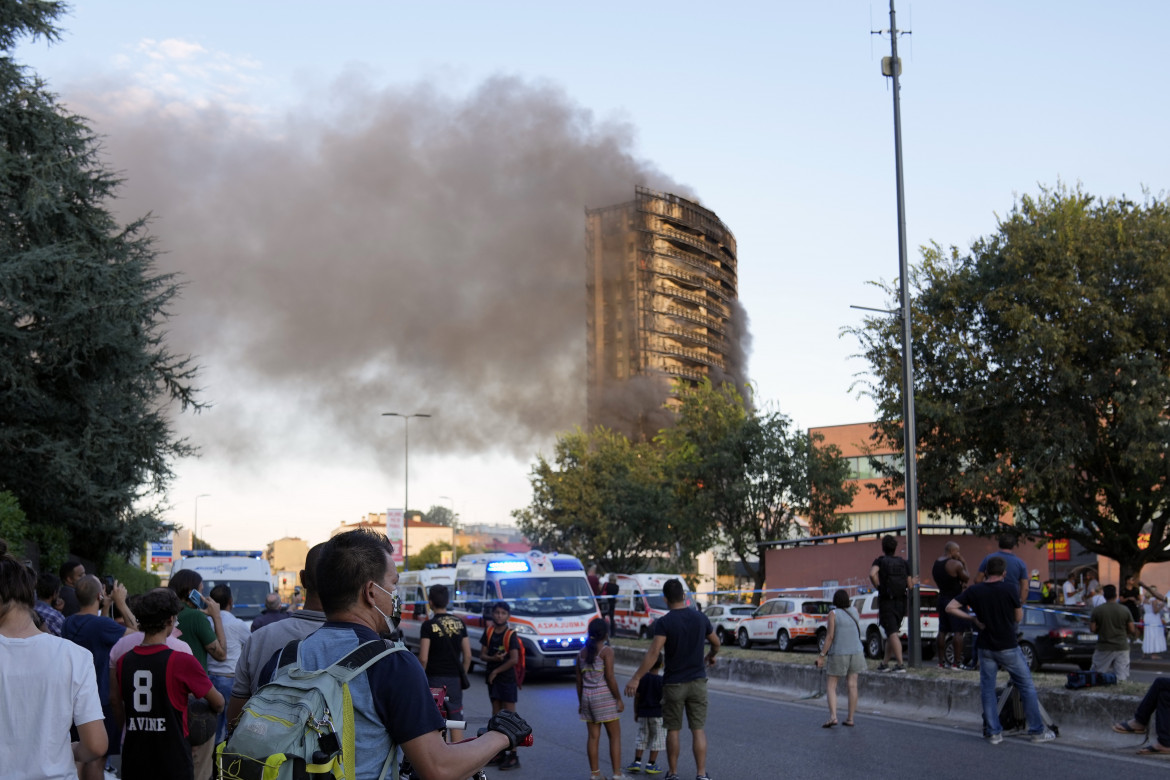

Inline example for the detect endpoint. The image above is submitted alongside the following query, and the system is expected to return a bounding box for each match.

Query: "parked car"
[943,604,1095,671]
[704,603,757,646]
[736,596,831,652]
[852,587,939,660]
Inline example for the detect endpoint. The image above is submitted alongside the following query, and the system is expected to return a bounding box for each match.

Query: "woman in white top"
[0,540,107,779]
[1141,583,1167,659]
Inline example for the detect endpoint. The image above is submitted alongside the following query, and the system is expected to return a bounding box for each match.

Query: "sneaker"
[956,663,977,671]
[664,774,680,780]
[892,664,907,673]
[625,761,643,774]
[1031,730,1056,743]
[499,754,521,771]
[643,765,663,775]
[876,663,891,672]
[937,662,952,670]
[989,732,1003,745]
[697,775,713,780]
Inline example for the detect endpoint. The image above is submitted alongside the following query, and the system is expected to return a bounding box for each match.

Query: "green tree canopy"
[409,540,470,570]
[422,505,457,528]
[0,2,200,564]
[850,185,1170,580]
[513,426,676,572]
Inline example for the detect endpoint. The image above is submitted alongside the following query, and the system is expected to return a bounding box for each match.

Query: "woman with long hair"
[0,540,107,777]
[576,616,626,780]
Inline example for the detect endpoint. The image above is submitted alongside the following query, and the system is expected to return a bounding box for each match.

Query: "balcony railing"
[654,283,731,319]
[658,305,727,335]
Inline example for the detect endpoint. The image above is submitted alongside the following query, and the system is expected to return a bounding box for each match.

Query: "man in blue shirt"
[258,529,530,780]
[625,578,719,780]
[974,532,1030,602]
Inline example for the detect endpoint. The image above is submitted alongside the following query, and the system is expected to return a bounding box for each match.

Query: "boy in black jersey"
[419,584,472,741]
[111,589,224,780]
[480,601,522,770]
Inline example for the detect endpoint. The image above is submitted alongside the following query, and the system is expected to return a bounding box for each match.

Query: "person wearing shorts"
[577,617,624,780]
[419,584,472,742]
[815,589,866,727]
[625,578,718,780]
[870,534,913,672]
[933,541,971,669]
[480,601,522,770]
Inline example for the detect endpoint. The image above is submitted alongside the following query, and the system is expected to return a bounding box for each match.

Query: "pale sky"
[16,1,1170,551]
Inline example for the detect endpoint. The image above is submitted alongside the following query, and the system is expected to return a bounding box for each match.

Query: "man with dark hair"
[419,583,472,741]
[1091,583,1137,681]
[625,578,719,780]
[58,560,85,617]
[34,572,64,636]
[207,584,250,743]
[869,535,912,673]
[257,529,529,780]
[250,592,290,632]
[480,600,523,770]
[111,588,224,779]
[228,542,330,730]
[62,575,139,780]
[947,556,1055,744]
[975,532,1030,601]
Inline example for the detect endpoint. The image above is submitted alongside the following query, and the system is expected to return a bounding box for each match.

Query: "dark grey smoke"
[63,74,697,465]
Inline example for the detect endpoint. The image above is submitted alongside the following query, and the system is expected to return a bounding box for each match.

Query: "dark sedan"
[944,605,1095,671]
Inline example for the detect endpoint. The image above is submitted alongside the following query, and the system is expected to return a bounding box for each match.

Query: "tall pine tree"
[0,1,200,565]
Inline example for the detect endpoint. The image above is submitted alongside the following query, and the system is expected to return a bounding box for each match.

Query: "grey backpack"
[217,638,404,780]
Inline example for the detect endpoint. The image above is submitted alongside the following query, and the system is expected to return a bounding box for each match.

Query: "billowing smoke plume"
[62,73,701,465]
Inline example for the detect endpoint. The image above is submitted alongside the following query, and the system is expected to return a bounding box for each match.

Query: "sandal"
[842,720,855,727]
[1137,744,1170,757]
[1113,721,1147,735]
[821,719,838,728]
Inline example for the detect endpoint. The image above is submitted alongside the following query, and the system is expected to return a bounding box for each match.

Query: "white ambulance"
[450,550,600,672]
[610,573,697,638]
[170,550,274,622]
[396,566,457,652]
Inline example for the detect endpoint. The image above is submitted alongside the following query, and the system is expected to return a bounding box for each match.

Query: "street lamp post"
[193,494,210,549]
[382,412,431,570]
[438,495,456,527]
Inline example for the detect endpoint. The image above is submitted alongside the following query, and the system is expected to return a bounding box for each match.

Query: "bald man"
[933,542,971,669]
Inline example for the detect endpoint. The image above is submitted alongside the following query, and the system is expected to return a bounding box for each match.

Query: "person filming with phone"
[168,569,227,780]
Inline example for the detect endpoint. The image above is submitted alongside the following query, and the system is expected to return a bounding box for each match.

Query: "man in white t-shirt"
[207,584,252,743]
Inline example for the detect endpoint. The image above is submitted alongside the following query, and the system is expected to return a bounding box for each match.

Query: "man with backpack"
[480,600,524,771]
[869,535,912,673]
[226,529,530,780]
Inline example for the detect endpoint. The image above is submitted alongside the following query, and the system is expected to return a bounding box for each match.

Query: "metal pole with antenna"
[877,0,922,666]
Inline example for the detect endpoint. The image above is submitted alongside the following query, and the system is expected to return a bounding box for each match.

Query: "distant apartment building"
[586,186,742,439]
[331,512,454,561]
[265,536,308,575]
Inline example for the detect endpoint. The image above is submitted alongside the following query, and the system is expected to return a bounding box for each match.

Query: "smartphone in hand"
[189,589,206,609]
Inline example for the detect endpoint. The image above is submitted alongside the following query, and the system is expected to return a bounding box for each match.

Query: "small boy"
[625,653,665,775]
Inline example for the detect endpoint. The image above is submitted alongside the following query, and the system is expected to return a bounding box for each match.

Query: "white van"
[451,550,600,672]
[397,566,457,652]
[171,550,274,622]
[611,573,697,638]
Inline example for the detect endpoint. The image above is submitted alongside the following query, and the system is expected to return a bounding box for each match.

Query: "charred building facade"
[586,186,742,439]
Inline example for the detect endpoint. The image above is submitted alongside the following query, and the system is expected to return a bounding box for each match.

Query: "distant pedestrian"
[947,556,1055,744]
[1026,570,1044,603]
[1140,583,1167,660]
[34,572,65,636]
[588,564,602,597]
[974,532,1029,602]
[206,584,250,744]
[815,589,865,728]
[481,600,522,771]
[625,654,665,776]
[58,560,85,617]
[1119,575,1143,623]
[1090,584,1137,680]
[625,578,719,780]
[1112,677,1170,756]
[932,541,971,670]
[0,540,108,778]
[603,573,620,636]
[577,617,625,780]
[869,535,912,672]
[1041,580,1058,605]
[1062,574,1082,606]
[419,583,472,741]
[248,592,289,632]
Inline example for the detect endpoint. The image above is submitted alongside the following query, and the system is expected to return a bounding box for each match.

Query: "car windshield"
[800,601,832,615]
[498,576,597,617]
[200,579,271,620]
[919,591,938,611]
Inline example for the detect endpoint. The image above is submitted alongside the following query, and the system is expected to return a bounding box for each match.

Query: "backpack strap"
[276,639,302,672]
[324,640,405,780]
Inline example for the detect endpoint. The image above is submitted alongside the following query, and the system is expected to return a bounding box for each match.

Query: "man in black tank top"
[932,542,970,669]
[111,589,224,780]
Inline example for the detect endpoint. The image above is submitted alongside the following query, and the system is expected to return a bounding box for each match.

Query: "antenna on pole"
[872,0,922,668]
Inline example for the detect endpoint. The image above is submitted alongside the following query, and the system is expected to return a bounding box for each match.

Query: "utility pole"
[875,0,922,666]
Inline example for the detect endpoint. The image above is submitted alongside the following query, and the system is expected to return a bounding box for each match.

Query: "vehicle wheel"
[737,628,751,649]
[816,628,827,653]
[944,636,956,666]
[776,629,791,652]
[1019,641,1038,672]
[865,628,883,659]
[719,628,732,646]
